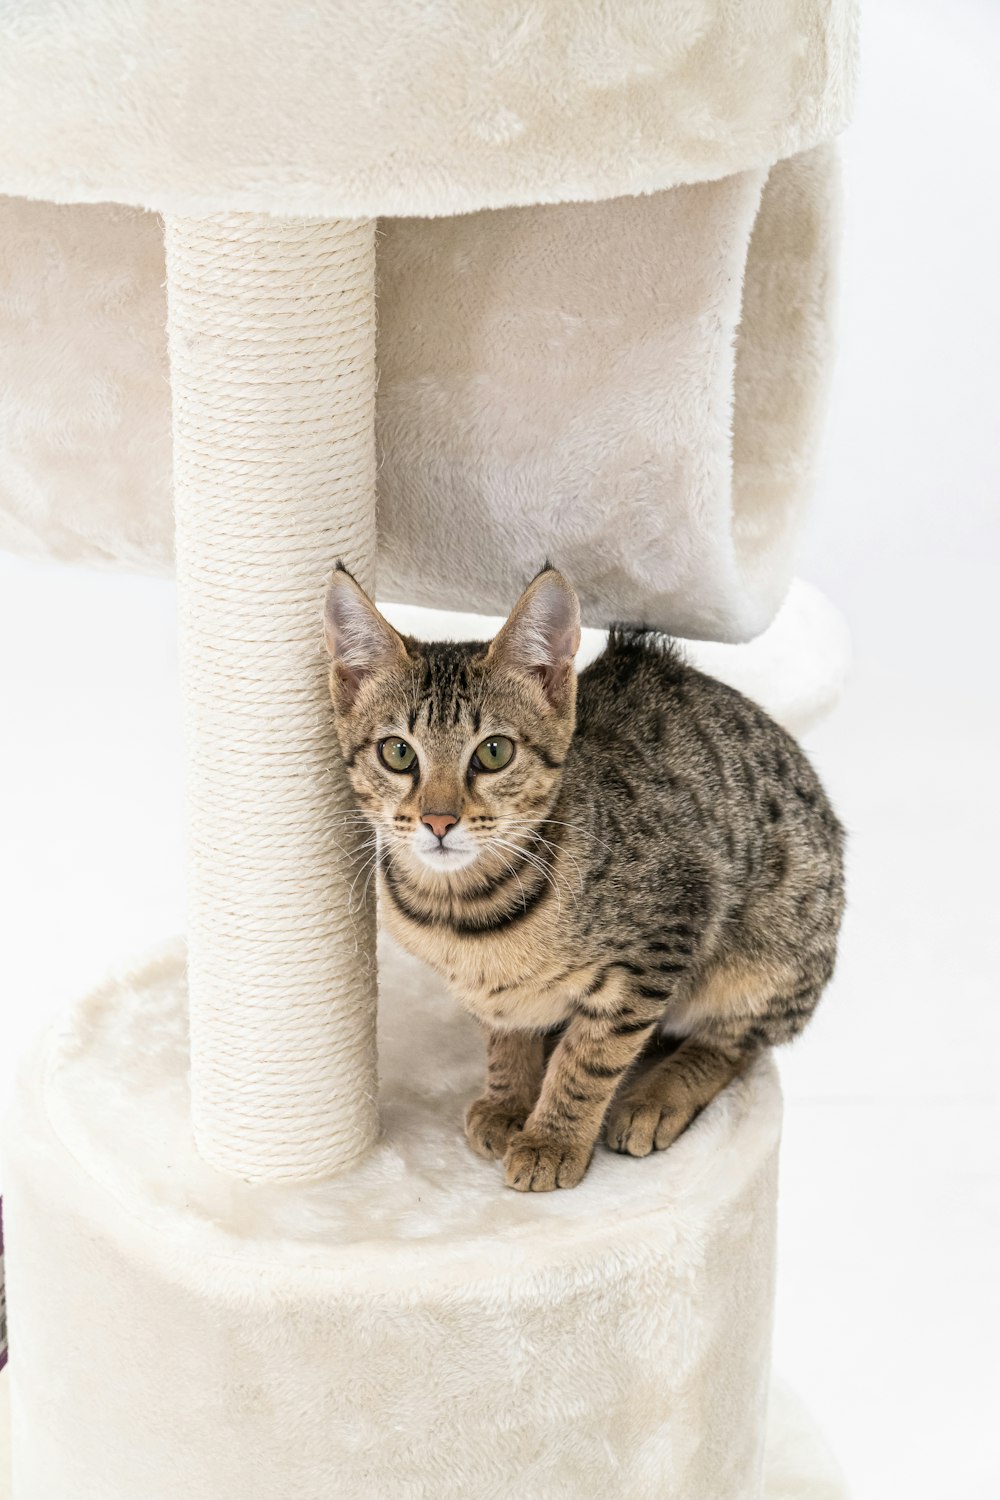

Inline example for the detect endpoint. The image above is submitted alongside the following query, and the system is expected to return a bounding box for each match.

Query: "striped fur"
[325,568,844,1191]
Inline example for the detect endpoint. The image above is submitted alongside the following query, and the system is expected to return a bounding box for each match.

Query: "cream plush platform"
[0,0,858,641]
[0,942,849,1500]
[0,1366,850,1500]
[0,146,839,639]
[0,1374,845,1500]
[0,1372,848,1500]
[0,1,856,218]
[2,938,779,1500]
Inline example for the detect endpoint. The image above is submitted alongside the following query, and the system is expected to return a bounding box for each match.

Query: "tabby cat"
[324,565,844,1192]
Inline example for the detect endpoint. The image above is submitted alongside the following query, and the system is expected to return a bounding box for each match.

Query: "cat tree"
[0,3,857,1496]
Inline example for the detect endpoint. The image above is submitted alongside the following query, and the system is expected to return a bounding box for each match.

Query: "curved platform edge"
[1,940,783,1498]
[0,1365,846,1500]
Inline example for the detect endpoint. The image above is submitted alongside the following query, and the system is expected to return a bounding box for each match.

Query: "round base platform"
[0,1366,846,1500]
[3,939,788,1498]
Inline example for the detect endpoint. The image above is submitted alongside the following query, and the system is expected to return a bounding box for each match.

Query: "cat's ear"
[324,567,408,712]
[488,567,581,713]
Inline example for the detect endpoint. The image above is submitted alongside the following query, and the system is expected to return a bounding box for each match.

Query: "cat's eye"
[378,737,417,773]
[471,735,515,773]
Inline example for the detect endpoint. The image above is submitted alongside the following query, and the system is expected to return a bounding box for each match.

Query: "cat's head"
[323,566,581,876]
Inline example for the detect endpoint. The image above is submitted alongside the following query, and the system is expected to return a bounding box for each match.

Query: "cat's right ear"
[488,566,581,714]
[323,567,408,713]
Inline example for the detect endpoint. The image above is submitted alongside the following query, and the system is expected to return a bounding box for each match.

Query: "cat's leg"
[503,999,663,1191]
[465,1028,546,1160]
[606,960,832,1156]
[604,1031,749,1156]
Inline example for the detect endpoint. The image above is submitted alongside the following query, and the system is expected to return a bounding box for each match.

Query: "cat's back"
[575,627,773,758]
[573,628,840,836]
[570,629,844,964]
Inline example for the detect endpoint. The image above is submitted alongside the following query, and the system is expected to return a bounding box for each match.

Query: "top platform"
[0,1,857,217]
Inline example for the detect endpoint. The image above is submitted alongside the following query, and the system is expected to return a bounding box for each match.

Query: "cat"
[324,564,845,1192]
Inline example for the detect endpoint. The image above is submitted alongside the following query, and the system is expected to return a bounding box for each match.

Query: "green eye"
[472,735,515,773]
[378,737,417,773]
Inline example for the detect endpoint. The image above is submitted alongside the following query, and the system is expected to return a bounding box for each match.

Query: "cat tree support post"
[166,214,379,1182]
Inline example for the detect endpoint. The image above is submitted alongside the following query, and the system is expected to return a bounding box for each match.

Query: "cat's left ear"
[488,567,581,714]
[323,566,409,713]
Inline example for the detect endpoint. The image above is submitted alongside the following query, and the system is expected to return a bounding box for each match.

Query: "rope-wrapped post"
[166,214,378,1182]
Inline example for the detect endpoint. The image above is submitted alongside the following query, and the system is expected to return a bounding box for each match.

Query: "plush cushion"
[1,937,783,1500]
[0,146,838,639]
[0,1,857,218]
[0,1369,848,1500]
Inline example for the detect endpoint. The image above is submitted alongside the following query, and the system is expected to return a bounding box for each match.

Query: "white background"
[1,2,998,1495]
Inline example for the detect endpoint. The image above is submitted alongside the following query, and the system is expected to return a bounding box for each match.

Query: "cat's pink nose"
[422,811,459,841]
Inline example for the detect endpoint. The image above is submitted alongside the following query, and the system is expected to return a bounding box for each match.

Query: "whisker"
[485,844,529,912]
[508,828,586,884]
[361,843,398,909]
[504,816,615,855]
[490,836,575,917]
[327,832,377,861]
[495,826,585,892]
[347,848,379,908]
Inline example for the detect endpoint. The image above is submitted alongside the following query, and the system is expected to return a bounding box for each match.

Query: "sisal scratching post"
[166,214,378,1182]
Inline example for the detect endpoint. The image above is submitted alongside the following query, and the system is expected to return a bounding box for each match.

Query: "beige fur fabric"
[0,146,838,639]
[0,2,857,219]
[0,199,171,570]
[377,146,838,637]
[1,937,782,1500]
[0,1368,846,1500]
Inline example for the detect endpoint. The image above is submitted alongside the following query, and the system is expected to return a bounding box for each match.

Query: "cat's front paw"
[503,1128,591,1192]
[464,1097,529,1160]
[605,1097,686,1157]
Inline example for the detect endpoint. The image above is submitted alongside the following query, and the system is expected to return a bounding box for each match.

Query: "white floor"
[1,3,998,1497]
